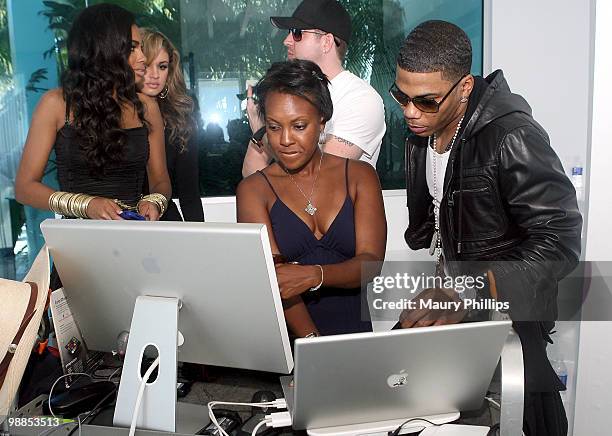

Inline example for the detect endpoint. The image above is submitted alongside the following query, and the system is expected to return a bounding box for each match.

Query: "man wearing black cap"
[242,0,386,177]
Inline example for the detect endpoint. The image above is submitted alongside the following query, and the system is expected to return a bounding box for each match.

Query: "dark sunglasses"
[389,73,468,113]
[289,28,341,47]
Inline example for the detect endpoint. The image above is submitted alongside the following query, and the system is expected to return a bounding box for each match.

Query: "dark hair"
[255,59,333,123]
[397,20,472,81]
[335,37,348,62]
[62,3,146,175]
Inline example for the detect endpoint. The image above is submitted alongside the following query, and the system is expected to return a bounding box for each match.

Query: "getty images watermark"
[363,260,612,322]
[369,271,509,315]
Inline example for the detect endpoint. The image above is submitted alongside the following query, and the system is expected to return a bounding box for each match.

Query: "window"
[0,0,482,276]
[181,0,483,195]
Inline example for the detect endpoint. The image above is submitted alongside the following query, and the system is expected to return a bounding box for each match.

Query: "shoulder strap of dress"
[64,95,71,125]
[344,158,350,195]
[257,170,279,198]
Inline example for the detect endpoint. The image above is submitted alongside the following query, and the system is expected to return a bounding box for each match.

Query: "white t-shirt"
[324,70,386,167]
[426,145,477,300]
[426,145,451,210]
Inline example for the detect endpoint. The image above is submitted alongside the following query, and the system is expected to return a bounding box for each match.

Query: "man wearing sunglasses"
[242,0,385,177]
[394,20,581,436]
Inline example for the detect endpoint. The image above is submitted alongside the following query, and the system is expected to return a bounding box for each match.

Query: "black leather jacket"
[404,70,583,391]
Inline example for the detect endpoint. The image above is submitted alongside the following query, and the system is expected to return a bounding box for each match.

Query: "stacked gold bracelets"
[137,193,169,216]
[48,191,96,218]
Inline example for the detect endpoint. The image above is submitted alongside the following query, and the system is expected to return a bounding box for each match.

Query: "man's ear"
[322,33,335,54]
[462,74,475,99]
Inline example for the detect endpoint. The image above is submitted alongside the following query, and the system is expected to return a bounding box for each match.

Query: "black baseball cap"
[270,0,352,44]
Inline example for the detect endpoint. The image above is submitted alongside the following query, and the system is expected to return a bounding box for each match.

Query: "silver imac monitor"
[41,219,293,433]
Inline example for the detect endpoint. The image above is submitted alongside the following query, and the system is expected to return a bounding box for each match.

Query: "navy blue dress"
[258,159,372,336]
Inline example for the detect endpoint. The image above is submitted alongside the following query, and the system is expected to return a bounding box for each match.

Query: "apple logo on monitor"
[142,256,161,274]
[387,370,409,388]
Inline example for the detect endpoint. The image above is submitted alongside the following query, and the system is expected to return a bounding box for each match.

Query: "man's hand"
[399,287,467,328]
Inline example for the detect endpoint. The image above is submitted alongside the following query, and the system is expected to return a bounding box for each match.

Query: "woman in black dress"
[140,29,204,222]
[15,3,170,221]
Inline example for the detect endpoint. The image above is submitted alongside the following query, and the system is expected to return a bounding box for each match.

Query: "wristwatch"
[249,126,266,149]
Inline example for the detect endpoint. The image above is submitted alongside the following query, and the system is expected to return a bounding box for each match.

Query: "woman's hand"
[246,85,264,133]
[138,200,161,221]
[86,197,123,220]
[275,263,322,300]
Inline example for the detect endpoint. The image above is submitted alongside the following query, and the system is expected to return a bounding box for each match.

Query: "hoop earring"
[158,85,169,99]
[460,96,468,103]
[319,131,327,145]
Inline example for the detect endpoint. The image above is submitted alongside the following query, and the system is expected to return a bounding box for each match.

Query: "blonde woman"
[140,29,204,221]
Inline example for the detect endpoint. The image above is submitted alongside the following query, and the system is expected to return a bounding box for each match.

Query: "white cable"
[484,397,526,436]
[485,396,501,409]
[207,403,230,436]
[265,411,292,428]
[76,412,83,436]
[48,372,93,418]
[107,367,122,382]
[251,418,271,436]
[207,399,288,436]
[128,357,160,436]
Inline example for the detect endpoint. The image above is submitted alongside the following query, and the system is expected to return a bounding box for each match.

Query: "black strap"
[0,282,39,387]
[250,126,266,149]
[257,170,279,199]
[64,95,71,125]
[344,158,350,195]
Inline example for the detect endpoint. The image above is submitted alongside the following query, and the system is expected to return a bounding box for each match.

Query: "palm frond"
[26,68,49,93]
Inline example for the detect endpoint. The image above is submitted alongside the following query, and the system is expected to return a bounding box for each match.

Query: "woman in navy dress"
[237,60,386,337]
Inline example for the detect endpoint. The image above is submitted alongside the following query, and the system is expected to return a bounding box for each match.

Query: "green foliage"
[38,0,181,75]
[0,0,11,77]
[26,68,49,93]
[39,0,84,75]
[179,0,290,81]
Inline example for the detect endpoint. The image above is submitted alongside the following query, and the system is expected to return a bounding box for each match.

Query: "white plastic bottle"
[571,165,584,202]
[551,359,569,404]
[552,359,568,388]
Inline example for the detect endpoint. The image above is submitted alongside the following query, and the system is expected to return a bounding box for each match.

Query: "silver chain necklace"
[429,116,465,261]
[285,152,324,216]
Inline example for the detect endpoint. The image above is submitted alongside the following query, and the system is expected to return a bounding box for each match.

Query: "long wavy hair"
[141,29,194,153]
[62,3,147,175]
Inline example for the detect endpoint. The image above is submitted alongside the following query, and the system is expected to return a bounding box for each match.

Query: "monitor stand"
[306,412,460,436]
[112,296,209,434]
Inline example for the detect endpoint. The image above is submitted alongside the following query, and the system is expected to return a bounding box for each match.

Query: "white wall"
[573,1,612,434]
[201,190,418,255]
[485,0,594,176]
[485,1,598,434]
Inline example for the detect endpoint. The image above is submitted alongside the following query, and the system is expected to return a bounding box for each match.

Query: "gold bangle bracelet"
[138,193,169,216]
[113,198,138,211]
[48,191,96,218]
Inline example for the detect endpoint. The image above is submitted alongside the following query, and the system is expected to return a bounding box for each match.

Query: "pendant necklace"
[430,116,465,262]
[285,152,324,216]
